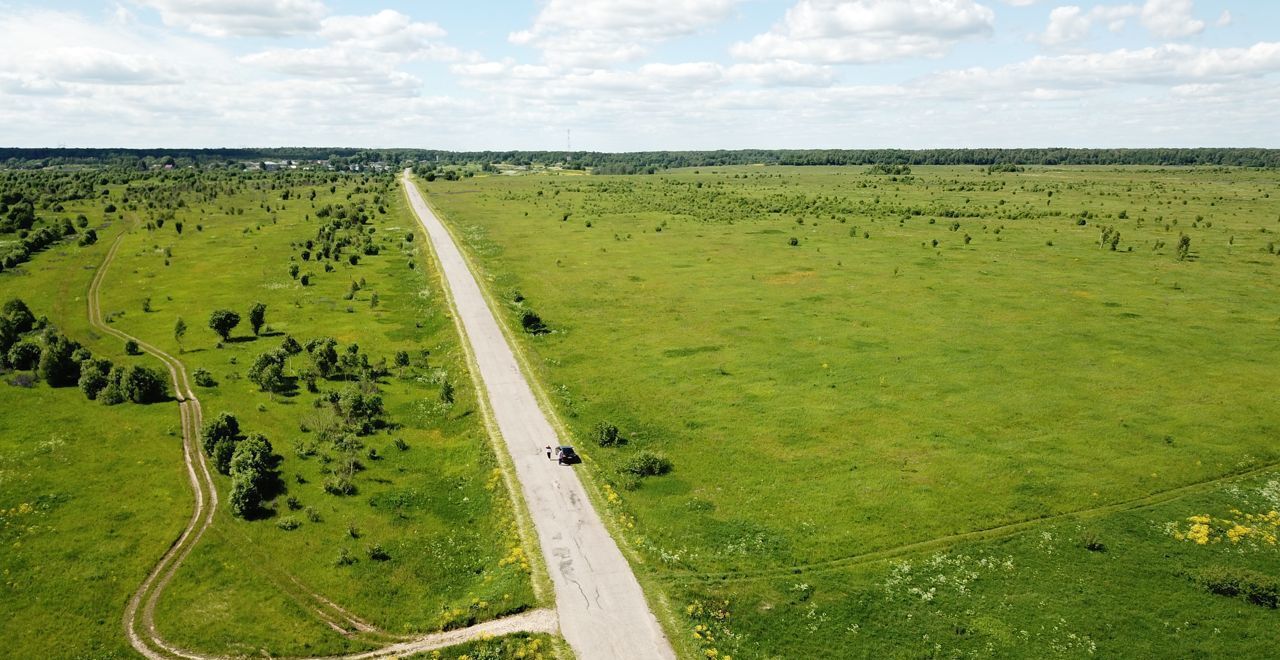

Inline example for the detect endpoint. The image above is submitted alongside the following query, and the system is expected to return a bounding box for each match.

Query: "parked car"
[556,446,580,465]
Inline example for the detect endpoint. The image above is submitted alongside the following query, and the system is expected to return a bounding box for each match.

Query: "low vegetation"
[425,163,1280,657]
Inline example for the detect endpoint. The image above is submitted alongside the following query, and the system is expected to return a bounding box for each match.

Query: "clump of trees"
[1,298,166,404]
[199,411,277,518]
[1099,225,1121,251]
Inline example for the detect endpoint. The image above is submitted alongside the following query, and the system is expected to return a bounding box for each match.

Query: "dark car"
[556,446,580,465]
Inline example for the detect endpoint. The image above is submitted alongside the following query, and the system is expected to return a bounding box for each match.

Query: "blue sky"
[0,1,1277,150]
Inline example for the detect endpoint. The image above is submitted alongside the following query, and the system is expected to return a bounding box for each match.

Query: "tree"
[280,335,302,355]
[208,309,240,341]
[3,298,35,334]
[201,411,240,459]
[248,302,267,336]
[38,333,82,387]
[0,316,17,364]
[8,341,41,371]
[98,367,127,405]
[394,350,410,377]
[174,317,187,352]
[230,433,273,518]
[78,358,113,400]
[247,350,287,393]
[122,365,167,403]
[306,337,339,378]
[439,378,455,405]
[124,339,141,355]
[289,263,300,279]
[1177,234,1192,261]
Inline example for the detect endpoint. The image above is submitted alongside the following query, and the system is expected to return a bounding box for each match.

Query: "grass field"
[1,169,549,658]
[423,165,1280,657]
[1,192,190,659]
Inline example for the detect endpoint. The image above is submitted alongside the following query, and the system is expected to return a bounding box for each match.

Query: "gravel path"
[402,170,676,660]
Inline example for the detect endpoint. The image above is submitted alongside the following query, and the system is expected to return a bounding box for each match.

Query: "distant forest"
[2,147,1278,170]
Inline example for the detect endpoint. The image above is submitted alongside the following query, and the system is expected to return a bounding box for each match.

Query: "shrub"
[393,437,409,451]
[1193,566,1278,608]
[621,450,673,477]
[335,548,357,566]
[594,422,623,447]
[520,310,549,335]
[286,496,302,510]
[1080,530,1106,552]
[324,475,356,496]
[276,517,300,531]
[788,237,799,246]
[124,339,141,355]
[192,367,216,387]
[366,543,390,561]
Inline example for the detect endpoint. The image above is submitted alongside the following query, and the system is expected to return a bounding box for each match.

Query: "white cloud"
[728,60,836,86]
[732,0,996,64]
[509,0,740,67]
[1216,10,1232,28]
[319,10,455,59]
[927,42,1280,93]
[132,0,328,38]
[1040,4,1137,46]
[1140,0,1205,40]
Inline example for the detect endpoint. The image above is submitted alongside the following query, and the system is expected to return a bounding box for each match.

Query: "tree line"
[4,147,1279,171]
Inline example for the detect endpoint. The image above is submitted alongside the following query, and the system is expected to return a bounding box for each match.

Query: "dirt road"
[401,170,676,660]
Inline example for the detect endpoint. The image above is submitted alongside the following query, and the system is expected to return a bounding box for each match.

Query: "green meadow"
[423,165,1280,657]
[1,169,546,657]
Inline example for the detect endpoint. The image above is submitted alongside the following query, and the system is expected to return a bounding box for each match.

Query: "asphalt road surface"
[402,170,676,660]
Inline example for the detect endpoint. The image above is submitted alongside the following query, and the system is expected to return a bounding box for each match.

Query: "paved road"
[402,170,676,660]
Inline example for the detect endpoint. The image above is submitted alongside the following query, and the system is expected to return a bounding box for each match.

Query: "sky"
[0,0,1277,150]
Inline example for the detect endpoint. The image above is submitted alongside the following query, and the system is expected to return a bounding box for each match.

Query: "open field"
[0,168,553,658]
[422,165,1280,657]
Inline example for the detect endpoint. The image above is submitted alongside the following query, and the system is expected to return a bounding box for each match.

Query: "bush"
[366,543,390,561]
[324,475,356,496]
[124,339,141,355]
[192,367,216,387]
[1193,566,1278,608]
[520,309,549,335]
[335,548,357,566]
[1080,530,1106,552]
[122,365,167,403]
[621,450,673,477]
[78,358,113,399]
[276,517,300,531]
[594,421,623,447]
[8,341,41,370]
